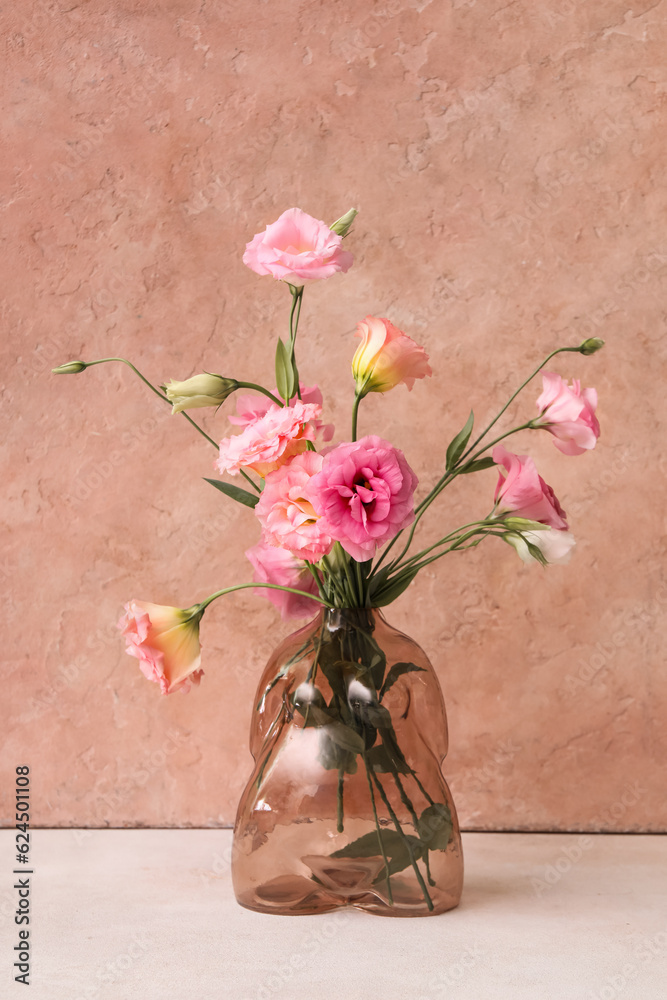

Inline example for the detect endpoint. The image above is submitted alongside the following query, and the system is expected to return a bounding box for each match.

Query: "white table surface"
[1,830,665,1000]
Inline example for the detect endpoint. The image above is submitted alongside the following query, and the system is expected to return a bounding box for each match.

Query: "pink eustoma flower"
[228,384,334,442]
[246,540,321,620]
[216,399,321,478]
[493,445,568,530]
[243,208,354,286]
[117,601,203,695]
[306,435,418,562]
[255,452,334,564]
[352,316,432,395]
[535,372,600,455]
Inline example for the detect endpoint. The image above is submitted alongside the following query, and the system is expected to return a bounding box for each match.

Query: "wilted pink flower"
[246,540,321,620]
[306,435,418,562]
[117,601,203,695]
[229,384,334,441]
[493,445,568,531]
[255,452,334,563]
[352,316,432,395]
[535,372,600,455]
[216,399,320,478]
[243,208,354,286]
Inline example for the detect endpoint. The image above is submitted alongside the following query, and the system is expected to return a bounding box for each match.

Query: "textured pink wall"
[2,0,666,831]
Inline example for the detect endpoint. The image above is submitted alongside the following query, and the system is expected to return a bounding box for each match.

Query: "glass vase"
[232,608,463,916]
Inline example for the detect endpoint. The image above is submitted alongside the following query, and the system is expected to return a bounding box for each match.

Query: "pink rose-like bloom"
[117,601,203,695]
[493,445,568,531]
[243,208,354,286]
[216,399,321,478]
[246,540,321,620]
[255,452,334,564]
[305,435,418,562]
[352,316,432,395]
[229,384,334,442]
[535,372,600,456]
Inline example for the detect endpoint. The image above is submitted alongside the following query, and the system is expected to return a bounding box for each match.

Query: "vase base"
[234,871,462,917]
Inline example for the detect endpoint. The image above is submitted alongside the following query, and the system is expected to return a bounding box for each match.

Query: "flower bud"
[578,337,605,355]
[501,517,549,532]
[164,373,238,414]
[330,208,358,238]
[52,361,87,374]
[352,316,432,397]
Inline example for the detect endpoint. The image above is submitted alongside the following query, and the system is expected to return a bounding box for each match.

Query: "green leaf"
[324,720,366,753]
[459,456,496,475]
[203,478,259,508]
[332,829,421,861]
[445,410,474,471]
[332,828,424,882]
[297,703,365,753]
[275,337,296,402]
[317,734,359,774]
[374,835,425,880]
[365,743,411,774]
[380,661,426,699]
[417,803,453,851]
[369,568,419,607]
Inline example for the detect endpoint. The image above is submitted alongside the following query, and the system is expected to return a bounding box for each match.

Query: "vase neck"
[323,607,376,634]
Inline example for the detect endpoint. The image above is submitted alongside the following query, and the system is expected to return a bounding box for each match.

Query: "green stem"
[363,757,393,904]
[410,770,435,807]
[305,562,327,601]
[380,422,532,578]
[191,582,331,618]
[337,768,345,834]
[391,771,435,886]
[374,345,580,577]
[351,393,362,442]
[371,771,434,911]
[288,285,304,357]
[235,381,283,407]
[72,357,221,450]
[389,518,493,575]
[460,345,580,464]
[341,553,359,608]
[354,560,366,608]
[392,527,493,577]
[238,469,262,493]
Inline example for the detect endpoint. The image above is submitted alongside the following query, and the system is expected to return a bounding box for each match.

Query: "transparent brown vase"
[232,608,463,916]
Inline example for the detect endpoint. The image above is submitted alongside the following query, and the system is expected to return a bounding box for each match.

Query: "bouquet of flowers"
[54,207,602,915]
